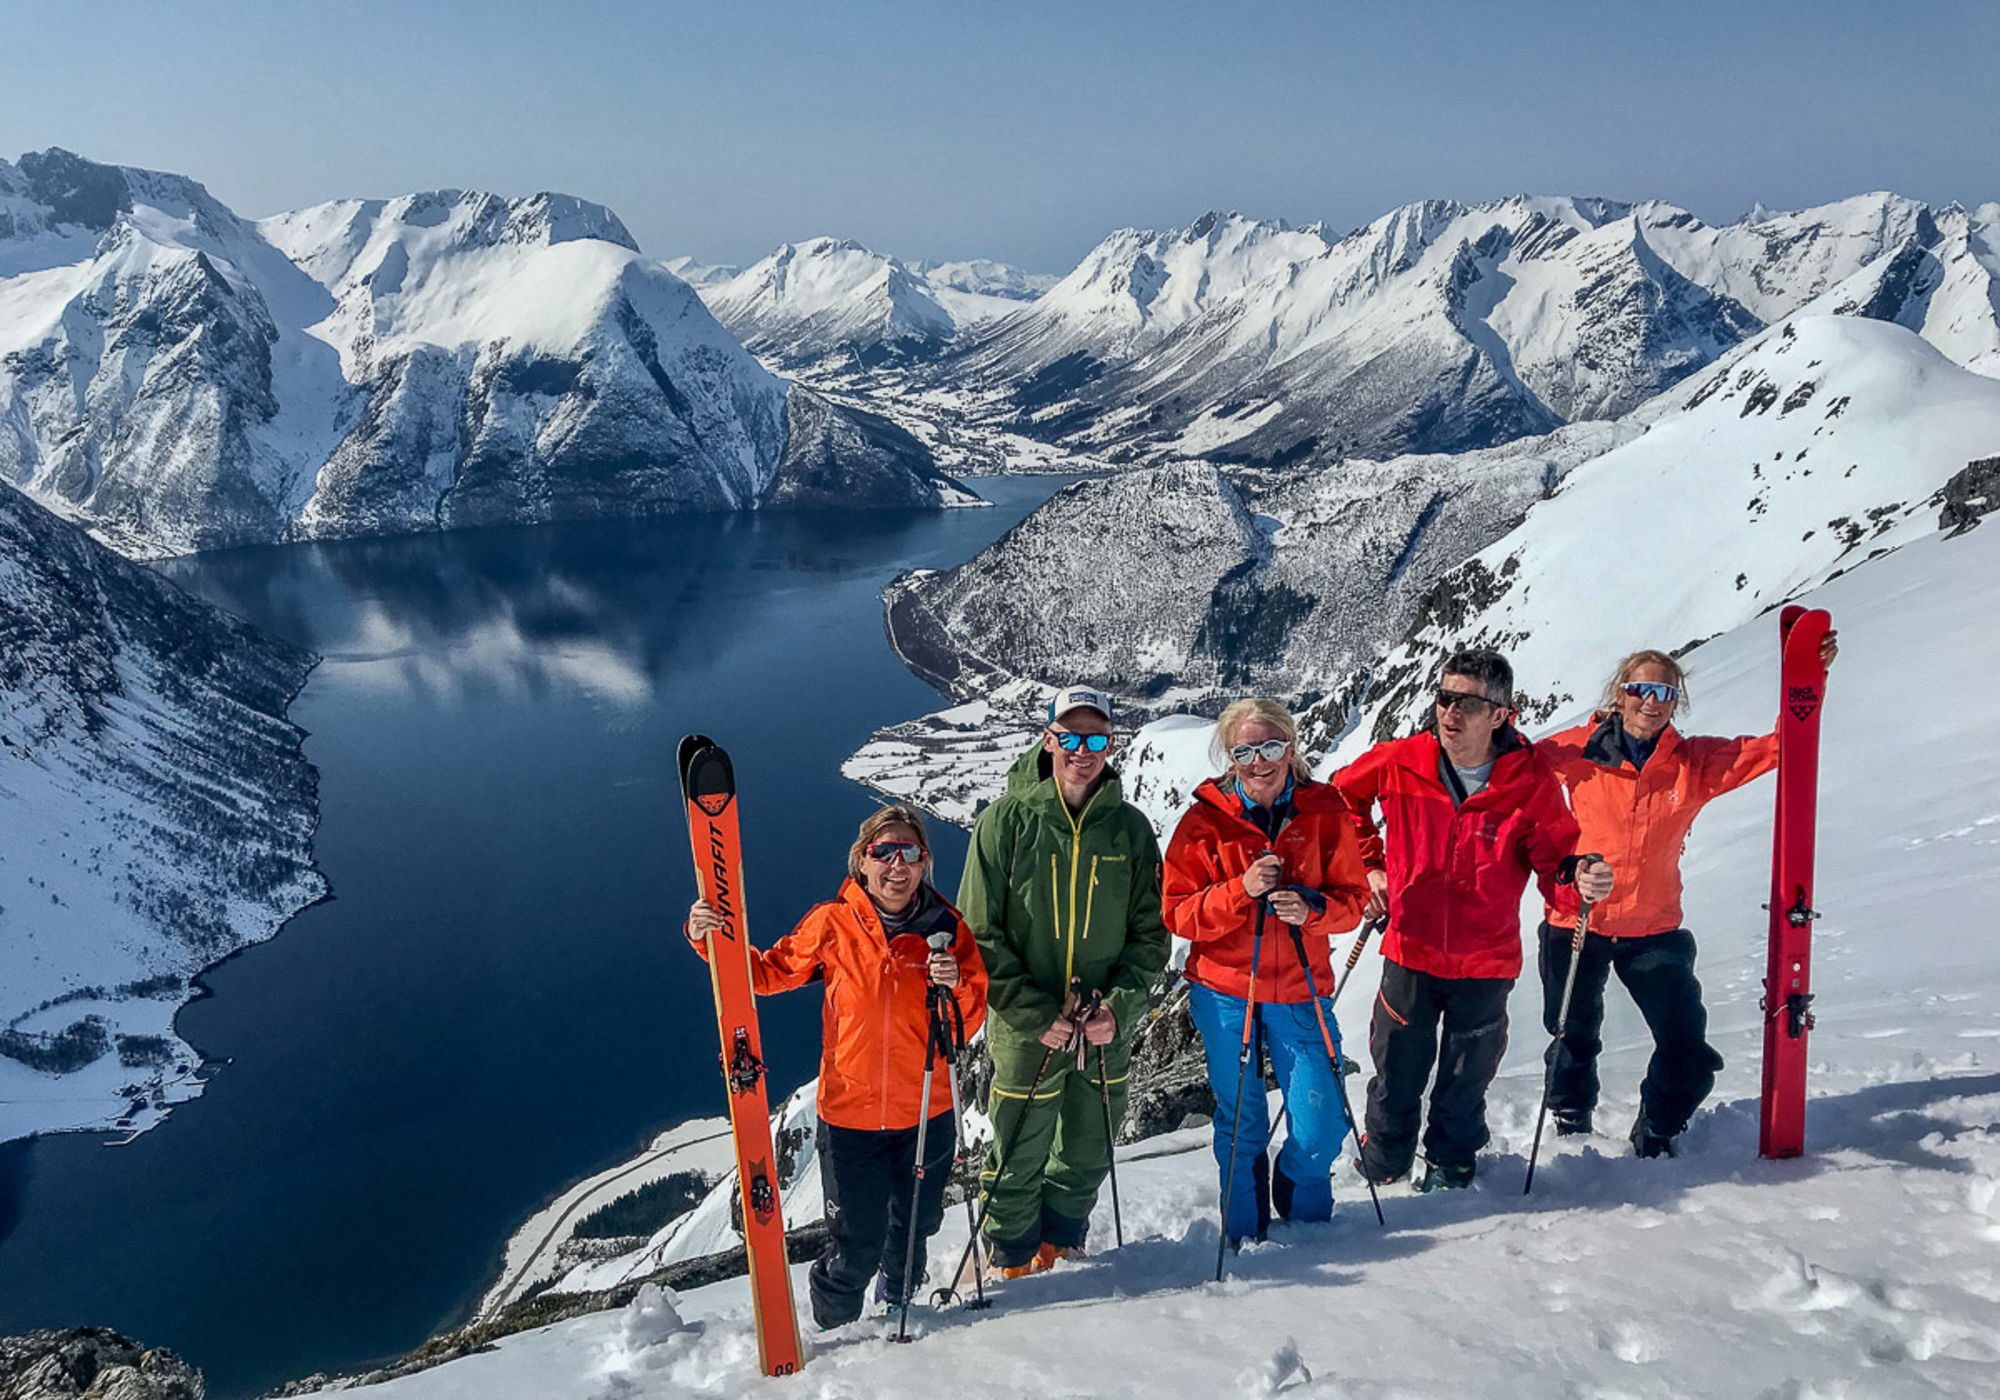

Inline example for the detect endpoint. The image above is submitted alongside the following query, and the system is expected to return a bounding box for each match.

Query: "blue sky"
[3,0,1995,273]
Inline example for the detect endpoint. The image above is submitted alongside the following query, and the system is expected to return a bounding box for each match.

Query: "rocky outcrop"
[0,1328,203,1400]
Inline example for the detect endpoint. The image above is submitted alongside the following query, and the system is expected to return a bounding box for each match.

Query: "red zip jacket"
[1540,716,1777,939]
[1330,730,1581,981]
[693,879,987,1132]
[1163,777,1371,1002]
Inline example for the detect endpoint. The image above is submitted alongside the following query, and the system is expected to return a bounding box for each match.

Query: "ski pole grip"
[927,931,953,952]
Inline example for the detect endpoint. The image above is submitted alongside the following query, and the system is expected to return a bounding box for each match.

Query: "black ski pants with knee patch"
[1538,922,1724,1137]
[809,1112,954,1327]
[1361,959,1512,1177]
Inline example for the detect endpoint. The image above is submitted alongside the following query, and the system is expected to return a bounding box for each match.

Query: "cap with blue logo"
[1047,684,1113,725]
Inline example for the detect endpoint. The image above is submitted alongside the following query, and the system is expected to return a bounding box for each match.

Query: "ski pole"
[895,931,957,1342]
[1281,919,1384,1227]
[934,1039,1059,1308]
[1525,862,1602,1196]
[1216,894,1268,1283]
[1081,989,1124,1249]
[939,995,984,1308]
[1328,914,1387,1009]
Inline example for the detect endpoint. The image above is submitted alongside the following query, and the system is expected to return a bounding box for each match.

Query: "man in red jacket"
[1332,649,1614,1191]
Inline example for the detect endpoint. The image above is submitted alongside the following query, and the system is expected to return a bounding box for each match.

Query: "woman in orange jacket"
[689,804,987,1328]
[1538,639,1835,1157]
[1163,698,1371,1244]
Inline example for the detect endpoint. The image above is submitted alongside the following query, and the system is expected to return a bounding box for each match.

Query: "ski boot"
[1415,1158,1475,1192]
[1629,1117,1680,1159]
[1554,1110,1593,1138]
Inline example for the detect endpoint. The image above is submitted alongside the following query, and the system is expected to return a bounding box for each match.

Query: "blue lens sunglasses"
[1050,729,1113,754]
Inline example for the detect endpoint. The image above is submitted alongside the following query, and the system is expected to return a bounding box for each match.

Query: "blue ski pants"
[1188,982,1351,1242]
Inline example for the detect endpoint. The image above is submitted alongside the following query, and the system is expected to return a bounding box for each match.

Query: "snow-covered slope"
[698,238,957,367]
[1332,315,2000,748]
[873,316,2000,729]
[698,241,1061,365]
[0,149,968,558]
[946,212,1333,399]
[911,257,1059,326]
[340,490,2000,1399]
[0,481,322,1142]
[659,256,739,289]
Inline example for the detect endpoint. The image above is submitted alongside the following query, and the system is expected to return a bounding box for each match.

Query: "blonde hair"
[1211,698,1312,781]
[847,805,932,880]
[1599,650,1691,717]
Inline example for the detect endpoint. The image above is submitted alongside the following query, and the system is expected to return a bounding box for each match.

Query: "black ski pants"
[1538,922,1724,1137]
[1361,959,1512,1177]
[809,1112,955,1328]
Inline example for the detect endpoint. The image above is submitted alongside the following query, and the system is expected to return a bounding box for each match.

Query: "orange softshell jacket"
[1540,717,1777,940]
[1163,777,1371,1002]
[697,879,987,1131]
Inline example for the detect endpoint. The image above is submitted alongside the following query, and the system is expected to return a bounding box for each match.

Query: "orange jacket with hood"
[693,878,987,1132]
[1539,715,1777,939]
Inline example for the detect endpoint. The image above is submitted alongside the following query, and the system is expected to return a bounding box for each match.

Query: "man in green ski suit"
[958,684,1170,1272]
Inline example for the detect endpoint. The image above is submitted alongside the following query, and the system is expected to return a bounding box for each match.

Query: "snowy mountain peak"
[2,147,249,257]
[699,237,956,366]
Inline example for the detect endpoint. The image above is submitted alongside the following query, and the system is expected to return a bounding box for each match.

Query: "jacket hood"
[1580,714,1685,770]
[1395,725,1534,777]
[1191,773,1348,820]
[1004,740,1127,811]
[839,875,957,940]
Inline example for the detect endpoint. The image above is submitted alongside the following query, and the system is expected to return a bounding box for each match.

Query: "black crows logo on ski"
[1787,683,1822,723]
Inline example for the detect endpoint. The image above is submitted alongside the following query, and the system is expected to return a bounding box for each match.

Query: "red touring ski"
[678,735,804,1375]
[1759,607,1831,1160]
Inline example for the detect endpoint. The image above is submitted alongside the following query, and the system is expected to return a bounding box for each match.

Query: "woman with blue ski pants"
[1163,699,1373,1244]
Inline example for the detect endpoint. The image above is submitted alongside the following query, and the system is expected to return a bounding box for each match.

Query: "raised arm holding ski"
[1539,636,1835,1158]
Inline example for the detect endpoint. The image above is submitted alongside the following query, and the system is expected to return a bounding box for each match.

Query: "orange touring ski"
[678,734,804,1376]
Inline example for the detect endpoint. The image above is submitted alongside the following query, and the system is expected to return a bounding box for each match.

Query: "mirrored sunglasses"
[1434,689,1504,714]
[865,840,926,865]
[1229,739,1291,764]
[1620,681,1681,704]
[1051,730,1113,753]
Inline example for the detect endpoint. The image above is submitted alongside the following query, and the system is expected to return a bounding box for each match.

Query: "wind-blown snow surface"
[0,482,322,1142]
[348,497,2000,1398]
[0,149,967,558]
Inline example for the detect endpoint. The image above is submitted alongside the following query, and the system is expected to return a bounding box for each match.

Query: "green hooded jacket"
[957,743,1170,1058]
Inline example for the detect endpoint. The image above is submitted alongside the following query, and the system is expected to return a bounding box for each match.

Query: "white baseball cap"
[1047,684,1113,724]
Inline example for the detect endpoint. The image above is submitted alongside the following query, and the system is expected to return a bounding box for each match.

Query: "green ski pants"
[979,1044,1128,1264]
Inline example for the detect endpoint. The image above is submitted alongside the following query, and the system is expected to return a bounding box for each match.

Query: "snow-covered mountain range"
[882,312,2000,725]
[0,149,972,559]
[935,194,2000,470]
[0,481,322,1142]
[694,239,1054,368]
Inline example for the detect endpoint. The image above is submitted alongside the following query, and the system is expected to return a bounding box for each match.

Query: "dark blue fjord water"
[0,480,1064,1399]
